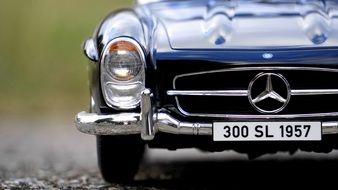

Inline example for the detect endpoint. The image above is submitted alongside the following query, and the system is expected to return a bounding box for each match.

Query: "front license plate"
[213,122,321,141]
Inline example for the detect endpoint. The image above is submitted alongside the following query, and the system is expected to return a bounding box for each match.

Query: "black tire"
[96,135,145,183]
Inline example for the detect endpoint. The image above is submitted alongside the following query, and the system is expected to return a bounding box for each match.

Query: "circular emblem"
[248,73,291,114]
[262,53,273,59]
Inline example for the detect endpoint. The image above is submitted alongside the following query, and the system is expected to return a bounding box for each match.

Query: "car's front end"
[75,0,338,182]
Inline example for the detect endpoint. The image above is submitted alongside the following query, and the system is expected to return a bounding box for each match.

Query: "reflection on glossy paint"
[203,2,235,45]
[203,14,233,45]
[143,0,338,49]
[303,12,331,45]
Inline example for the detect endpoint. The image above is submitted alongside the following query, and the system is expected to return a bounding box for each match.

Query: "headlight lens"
[104,41,143,81]
[101,38,145,109]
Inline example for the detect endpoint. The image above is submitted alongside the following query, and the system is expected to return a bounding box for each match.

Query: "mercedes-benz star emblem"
[248,73,291,114]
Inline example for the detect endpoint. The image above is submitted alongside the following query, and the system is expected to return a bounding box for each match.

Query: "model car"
[76,0,338,183]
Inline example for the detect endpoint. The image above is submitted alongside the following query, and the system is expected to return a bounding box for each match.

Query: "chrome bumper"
[75,89,338,141]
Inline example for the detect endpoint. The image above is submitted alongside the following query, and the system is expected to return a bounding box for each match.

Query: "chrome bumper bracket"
[141,89,155,140]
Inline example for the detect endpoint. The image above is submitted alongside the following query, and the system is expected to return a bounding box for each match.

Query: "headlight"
[101,37,145,109]
[104,41,143,81]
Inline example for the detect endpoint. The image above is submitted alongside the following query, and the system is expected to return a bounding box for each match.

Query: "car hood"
[145,0,338,50]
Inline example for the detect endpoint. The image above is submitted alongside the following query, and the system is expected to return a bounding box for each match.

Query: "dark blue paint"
[155,48,338,64]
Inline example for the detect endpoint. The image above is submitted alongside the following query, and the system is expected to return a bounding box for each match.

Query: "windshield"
[137,0,195,4]
[137,0,164,4]
[137,0,337,4]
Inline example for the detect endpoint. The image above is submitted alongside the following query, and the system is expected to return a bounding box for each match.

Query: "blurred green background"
[0,0,133,115]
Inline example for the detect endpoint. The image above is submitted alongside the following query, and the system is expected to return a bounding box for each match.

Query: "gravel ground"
[1,115,338,189]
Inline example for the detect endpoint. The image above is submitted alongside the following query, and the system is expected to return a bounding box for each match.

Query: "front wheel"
[96,135,145,183]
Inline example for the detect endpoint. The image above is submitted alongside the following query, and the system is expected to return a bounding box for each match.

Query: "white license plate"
[213,122,321,141]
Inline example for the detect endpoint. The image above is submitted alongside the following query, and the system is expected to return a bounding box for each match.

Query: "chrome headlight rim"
[100,37,146,110]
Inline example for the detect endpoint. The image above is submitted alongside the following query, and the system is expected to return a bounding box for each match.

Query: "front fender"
[83,9,148,62]
[95,9,148,58]
[84,9,150,113]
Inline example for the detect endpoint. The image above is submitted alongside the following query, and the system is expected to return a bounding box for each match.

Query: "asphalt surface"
[1,115,338,189]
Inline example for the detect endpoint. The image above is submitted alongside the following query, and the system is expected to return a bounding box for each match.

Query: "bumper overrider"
[75,89,338,141]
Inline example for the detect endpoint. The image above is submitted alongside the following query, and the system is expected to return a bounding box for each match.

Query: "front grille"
[169,67,338,116]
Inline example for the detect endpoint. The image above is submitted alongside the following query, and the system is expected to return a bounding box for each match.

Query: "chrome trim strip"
[167,90,248,96]
[167,89,338,96]
[75,111,338,136]
[172,67,338,118]
[291,89,338,95]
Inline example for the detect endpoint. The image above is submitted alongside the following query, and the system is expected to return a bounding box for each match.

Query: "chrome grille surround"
[168,67,338,119]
